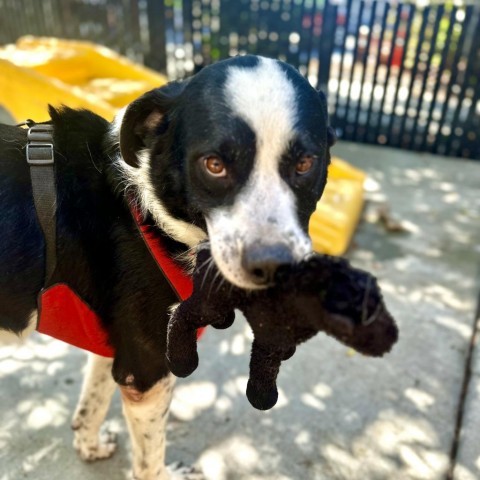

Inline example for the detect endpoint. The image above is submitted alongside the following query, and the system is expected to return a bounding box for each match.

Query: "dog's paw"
[167,462,205,480]
[73,429,117,462]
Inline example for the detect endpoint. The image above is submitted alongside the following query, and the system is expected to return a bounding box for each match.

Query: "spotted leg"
[72,352,118,461]
[120,374,175,480]
[120,374,204,480]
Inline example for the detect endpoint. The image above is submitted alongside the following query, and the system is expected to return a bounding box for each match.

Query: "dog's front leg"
[120,374,175,480]
[72,353,117,461]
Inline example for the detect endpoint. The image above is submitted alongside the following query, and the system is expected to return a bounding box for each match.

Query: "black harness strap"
[24,122,57,284]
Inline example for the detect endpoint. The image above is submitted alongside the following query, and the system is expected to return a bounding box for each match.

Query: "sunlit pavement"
[1,122,479,479]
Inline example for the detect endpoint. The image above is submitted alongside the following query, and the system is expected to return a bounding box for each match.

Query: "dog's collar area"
[128,200,194,301]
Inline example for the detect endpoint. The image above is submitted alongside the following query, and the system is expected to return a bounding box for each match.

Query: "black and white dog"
[0,55,335,479]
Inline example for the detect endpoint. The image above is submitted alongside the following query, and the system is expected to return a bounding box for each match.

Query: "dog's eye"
[296,155,315,175]
[203,155,227,177]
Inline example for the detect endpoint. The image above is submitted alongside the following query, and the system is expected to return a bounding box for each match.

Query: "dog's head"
[115,55,336,289]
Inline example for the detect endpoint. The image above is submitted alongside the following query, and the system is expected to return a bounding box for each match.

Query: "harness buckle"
[26,125,54,166]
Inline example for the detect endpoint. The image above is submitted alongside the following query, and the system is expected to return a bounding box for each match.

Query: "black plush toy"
[166,247,398,410]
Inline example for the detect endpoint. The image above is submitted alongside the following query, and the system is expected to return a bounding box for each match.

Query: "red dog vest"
[36,207,202,357]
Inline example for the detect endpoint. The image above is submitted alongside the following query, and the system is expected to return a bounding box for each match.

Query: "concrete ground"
[0,106,479,479]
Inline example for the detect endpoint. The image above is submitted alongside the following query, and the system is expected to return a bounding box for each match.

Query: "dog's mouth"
[196,241,268,290]
[202,233,311,291]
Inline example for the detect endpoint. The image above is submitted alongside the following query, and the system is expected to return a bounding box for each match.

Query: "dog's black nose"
[242,243,294,286]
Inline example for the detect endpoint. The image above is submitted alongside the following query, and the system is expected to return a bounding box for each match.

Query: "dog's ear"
[318,91,337,148]
[327,126,337,147]
[119,81,186,167]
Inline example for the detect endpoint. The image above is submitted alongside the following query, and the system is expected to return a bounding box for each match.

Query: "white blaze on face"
[206,57,312,289]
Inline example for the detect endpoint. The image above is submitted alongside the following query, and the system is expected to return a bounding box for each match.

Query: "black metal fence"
[0,0,479,160]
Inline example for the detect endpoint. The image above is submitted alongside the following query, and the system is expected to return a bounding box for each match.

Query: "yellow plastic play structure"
[0,36,365,255]
[310,158,365,255]
[0,36,167,121]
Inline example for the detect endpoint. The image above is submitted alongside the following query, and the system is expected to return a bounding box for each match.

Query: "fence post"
[145,0,167,73]
[317,0,337,92]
